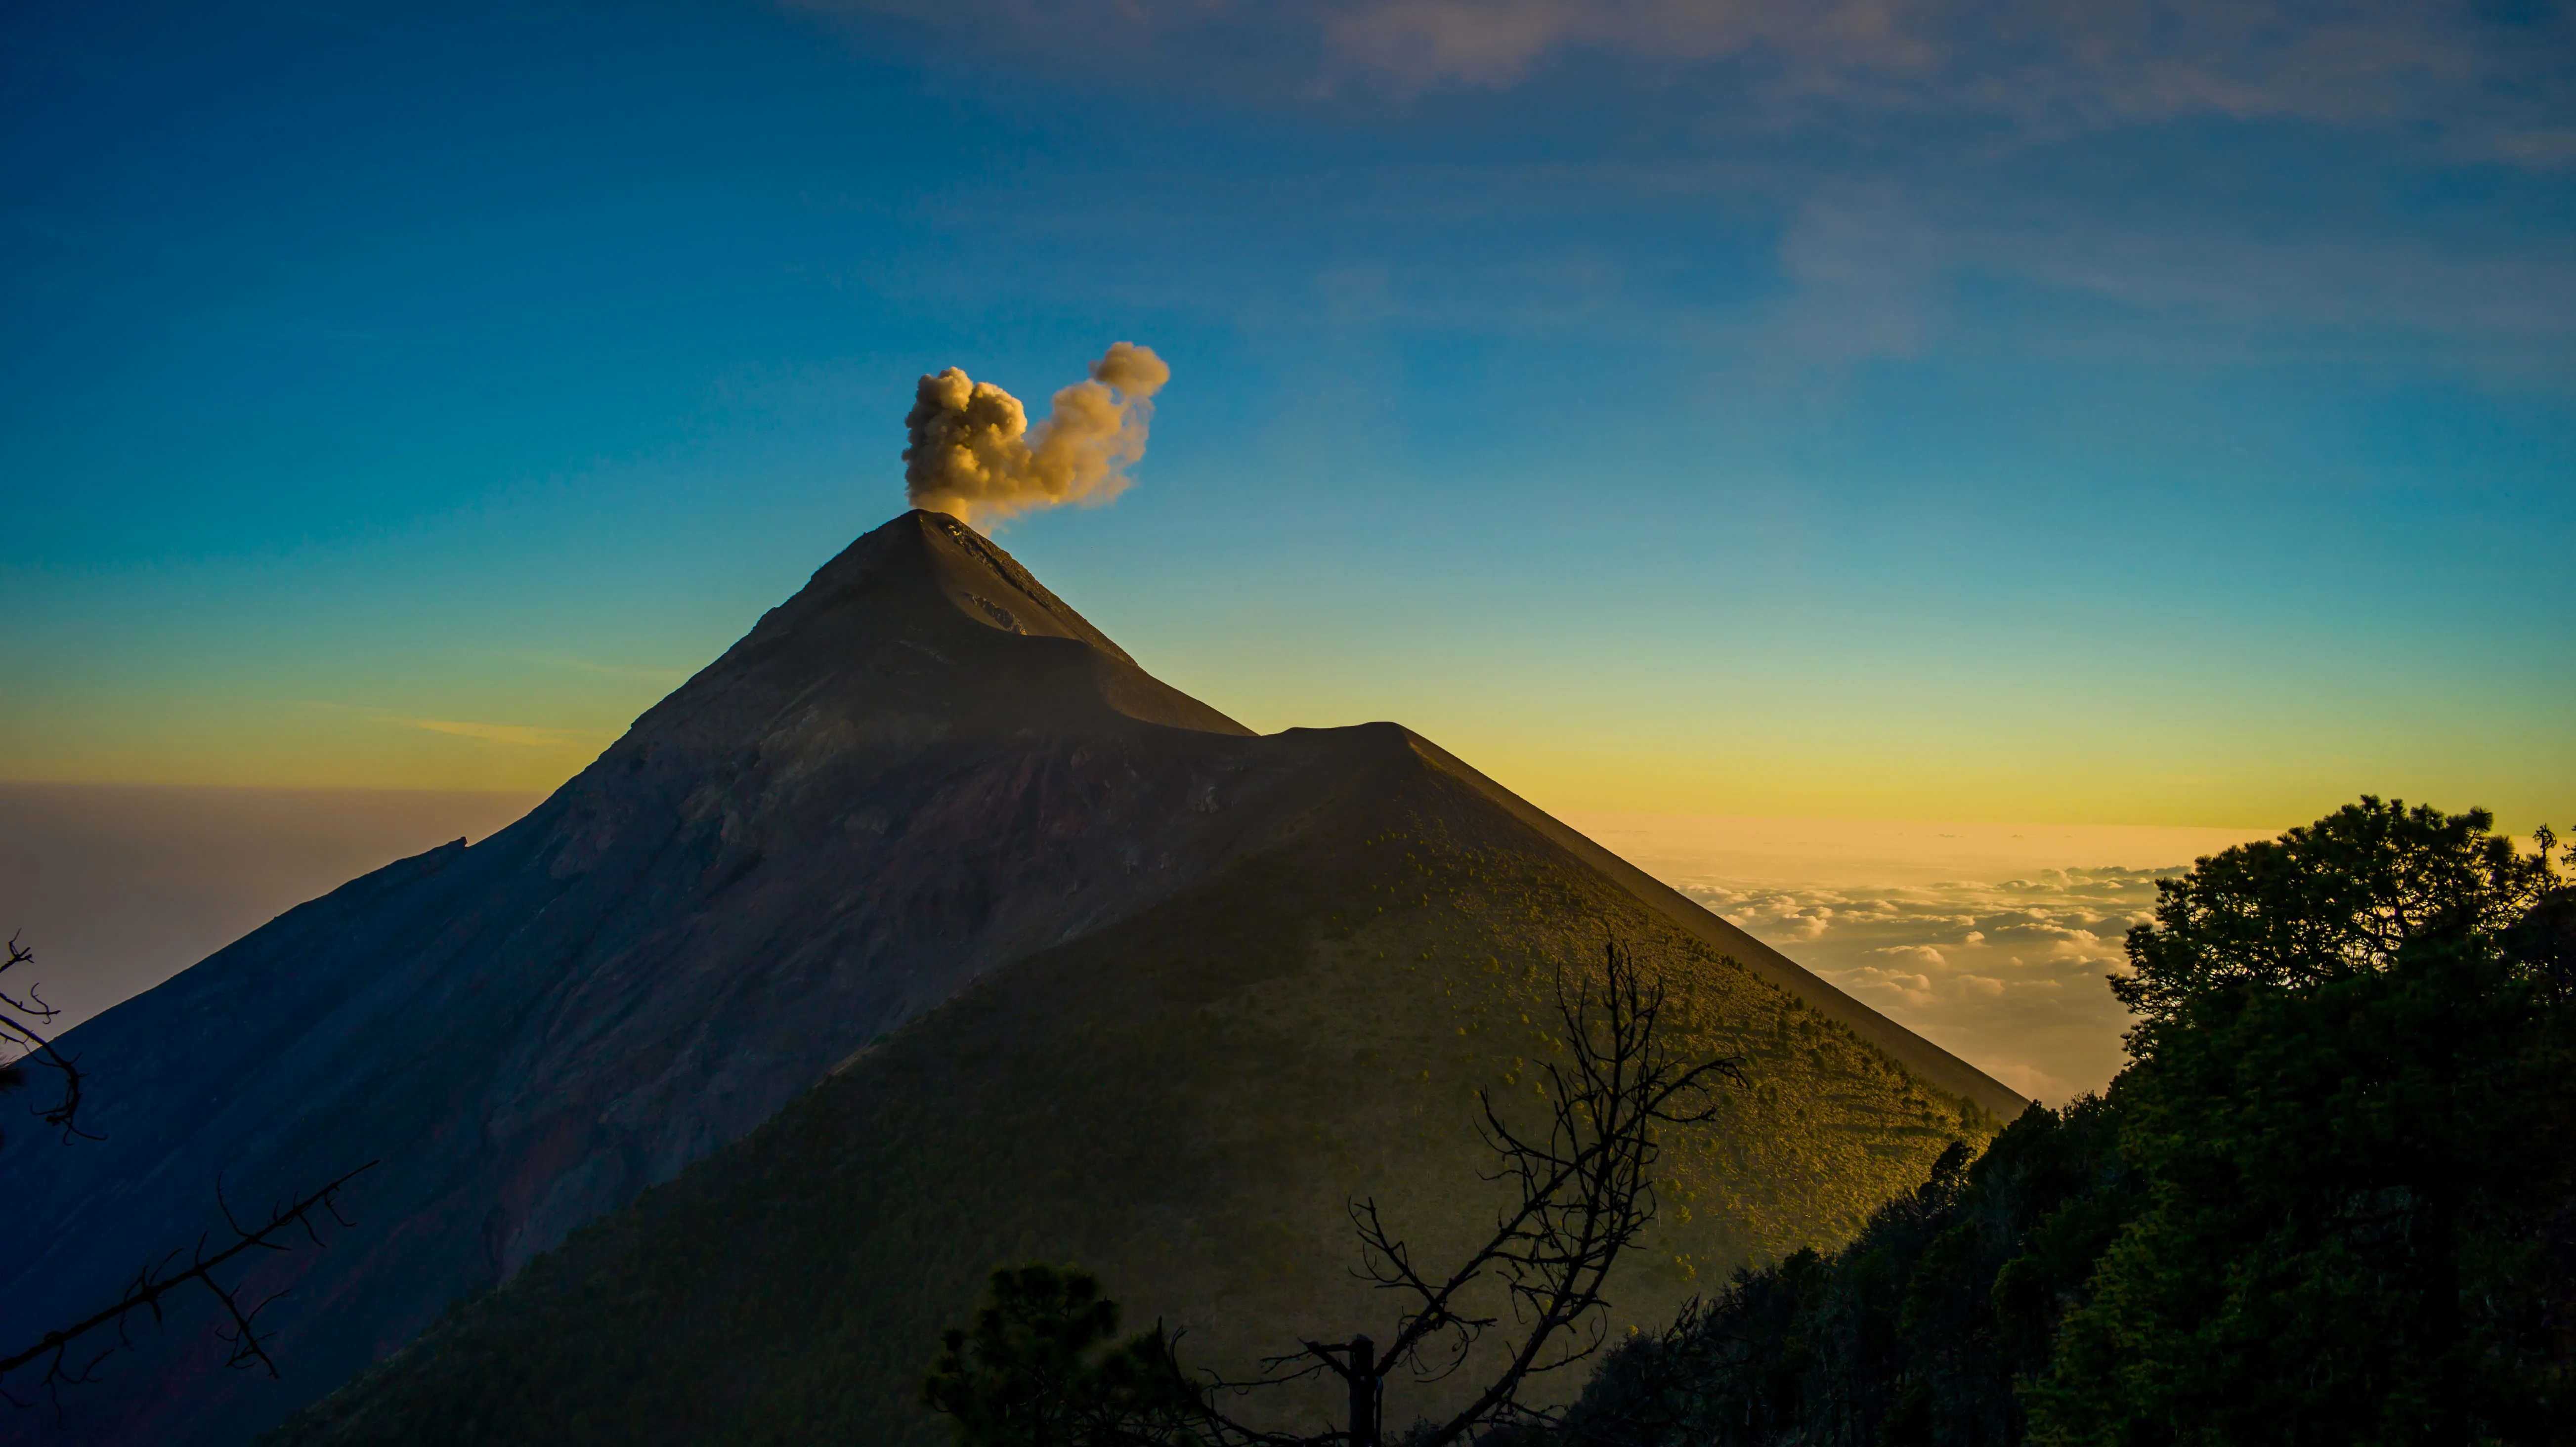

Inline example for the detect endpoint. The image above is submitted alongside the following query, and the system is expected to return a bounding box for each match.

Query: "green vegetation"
[1534,1100,2130,1446]
[2031,801,2573,1447]
[277,784,2568,1447]
[1538,799,2575,1447]
[266,743,1984,1447]
[920,1265,1198,1446]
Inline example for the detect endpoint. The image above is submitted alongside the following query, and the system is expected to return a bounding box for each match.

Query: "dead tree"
[0,933,86,1143]
[0,1161,381,1411]
[921,940,1748,1447]
[1236,939,1743,1446]
[0,933,383,1414]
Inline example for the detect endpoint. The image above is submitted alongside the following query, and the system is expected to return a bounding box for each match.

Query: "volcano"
[0,513,2021,1446]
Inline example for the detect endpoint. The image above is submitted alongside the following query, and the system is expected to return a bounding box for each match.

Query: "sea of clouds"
[1678,867,2171,1104]
[1564,813,2277,1105]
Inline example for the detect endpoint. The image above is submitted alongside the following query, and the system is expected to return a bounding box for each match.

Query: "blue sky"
[4,0,2572,829]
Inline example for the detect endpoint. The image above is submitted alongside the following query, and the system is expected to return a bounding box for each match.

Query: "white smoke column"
[902,342,1171,527]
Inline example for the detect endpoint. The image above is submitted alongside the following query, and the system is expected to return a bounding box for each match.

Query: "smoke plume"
[903,342,1171,527]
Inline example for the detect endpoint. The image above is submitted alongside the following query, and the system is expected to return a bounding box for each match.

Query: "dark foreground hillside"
[1546,800,2576,1447]
[269,724,2003,1446]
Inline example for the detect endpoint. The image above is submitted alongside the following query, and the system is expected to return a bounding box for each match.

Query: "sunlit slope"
[270,726,2003,1447]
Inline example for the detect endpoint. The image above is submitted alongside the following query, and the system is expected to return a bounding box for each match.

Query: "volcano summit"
[0,513,2023,1446]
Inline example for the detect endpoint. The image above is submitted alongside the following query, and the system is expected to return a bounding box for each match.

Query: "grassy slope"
[269,741,1994,1446]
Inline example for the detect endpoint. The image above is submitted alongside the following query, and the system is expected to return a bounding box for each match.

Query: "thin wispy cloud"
[1321,0,2562,137]
[503,653,694,685]
[779,0,2573,404]
[792,0,2575,157]
[304,702,611,750]
[1764,182,2576,374]
[856,156,2576,394]
[386,718,609,749]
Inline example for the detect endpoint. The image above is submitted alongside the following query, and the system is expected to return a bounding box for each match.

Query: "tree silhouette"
[2028,801,2575,1447]
[0,933,86,1145]
[926,939,1744,1446]
[0,932,381,1414]
[922,1264,1203,1447]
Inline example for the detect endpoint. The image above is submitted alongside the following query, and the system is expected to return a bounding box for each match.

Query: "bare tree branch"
[926,939,1744,1447]
[1221,939,1743,1446]
[1363,940,1741,1446]
[0,934,89,1142]
[0,1160,381,1413]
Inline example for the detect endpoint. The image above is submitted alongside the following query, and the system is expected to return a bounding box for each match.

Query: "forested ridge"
[1538,797,2576,1447]
[919,798,2574,1446]
[244,795,2574,1445]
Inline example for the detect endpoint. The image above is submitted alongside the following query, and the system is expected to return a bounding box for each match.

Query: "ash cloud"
[903,342,1171,527]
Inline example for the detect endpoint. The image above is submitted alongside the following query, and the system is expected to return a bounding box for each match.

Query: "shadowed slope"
[269,724,2010,1447]
[3,511,2018,1447]
[0,513,1266,1447]
[1401,736,2027,1115]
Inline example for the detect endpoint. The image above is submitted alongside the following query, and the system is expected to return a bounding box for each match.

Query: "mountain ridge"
[265,703,2017,1445]
[2,511,2020,1446]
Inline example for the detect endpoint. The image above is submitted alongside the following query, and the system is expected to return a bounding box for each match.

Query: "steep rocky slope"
[269,722,2011,1445]
[0,512,2020,1446]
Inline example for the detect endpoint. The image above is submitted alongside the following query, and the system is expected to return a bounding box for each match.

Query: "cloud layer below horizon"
[1689,868,2162,1104]
[1568,813,2284,1102]
[10,790,2270,1106]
